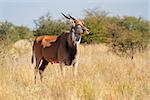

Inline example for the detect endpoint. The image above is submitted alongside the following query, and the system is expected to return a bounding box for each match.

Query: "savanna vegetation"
[0,9,149,100]
[0,9,149,58]
[0,43,149,100]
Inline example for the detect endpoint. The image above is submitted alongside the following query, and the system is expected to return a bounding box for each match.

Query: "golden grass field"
[0,40,149,100]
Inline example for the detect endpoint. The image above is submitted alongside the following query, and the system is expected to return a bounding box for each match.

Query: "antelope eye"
[77,25,81,27]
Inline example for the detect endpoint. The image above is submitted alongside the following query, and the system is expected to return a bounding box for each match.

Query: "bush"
[82,9,110,43]
[82,9,150,59]
[108,16,150,59]
[0,21,33,45]
[33,13,70,36]
[1,10,149,59]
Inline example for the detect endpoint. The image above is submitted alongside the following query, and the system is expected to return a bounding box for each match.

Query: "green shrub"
[0,10,149,59]
[0,21,33,46]
[33,13,70,36]
[82,9,149,59]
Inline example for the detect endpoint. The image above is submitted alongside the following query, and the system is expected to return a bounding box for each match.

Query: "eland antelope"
[32,13,89,83]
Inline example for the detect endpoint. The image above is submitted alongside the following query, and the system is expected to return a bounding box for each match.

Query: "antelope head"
[61,13,89,35]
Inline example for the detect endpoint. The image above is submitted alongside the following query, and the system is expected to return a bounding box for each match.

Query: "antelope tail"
[31,40,35,64]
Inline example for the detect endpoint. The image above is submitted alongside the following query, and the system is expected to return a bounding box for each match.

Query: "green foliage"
[0,10,149,58]
[0,21,14,41]
[108,16,150,58]
[82,9,110,43]
[0,21,33,45]
[82,9,149,59]
[33,13,70,36]
[15,26,33,39]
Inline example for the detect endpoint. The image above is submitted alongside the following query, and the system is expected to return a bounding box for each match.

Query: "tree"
[0,21,33,45]
[82,9,110,43]
[108,16,150,59]
[82,9,149,59]
[0,21,14,41]
[33,13,70,36]
[15,26,33,39]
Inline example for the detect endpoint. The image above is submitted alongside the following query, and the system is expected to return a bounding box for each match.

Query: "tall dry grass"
[0,40,149,100]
